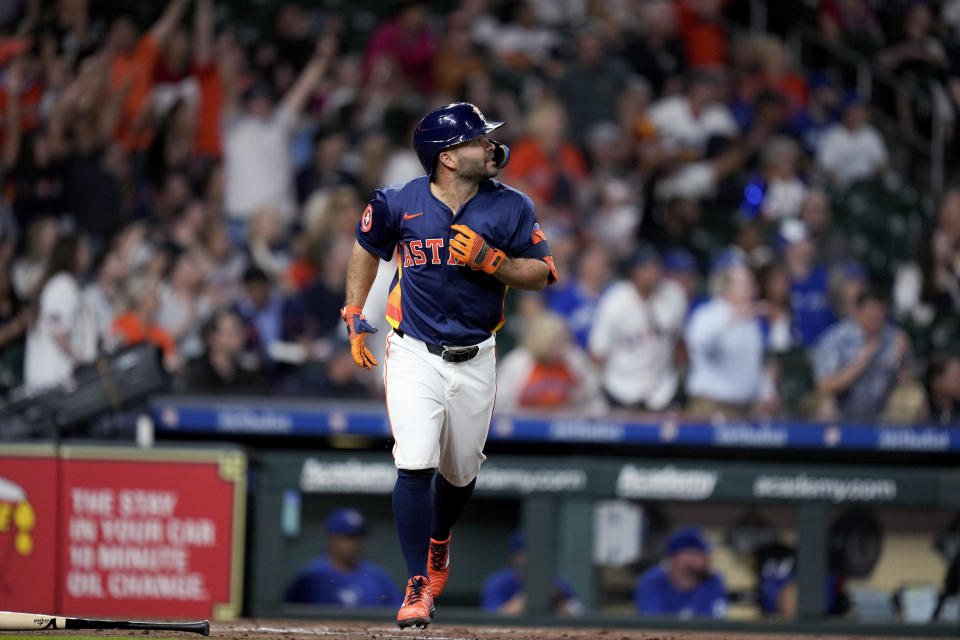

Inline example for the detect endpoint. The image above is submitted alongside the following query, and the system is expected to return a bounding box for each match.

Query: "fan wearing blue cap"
[285,509,402,607]
[790,71,842,156]
[635,526,727,618]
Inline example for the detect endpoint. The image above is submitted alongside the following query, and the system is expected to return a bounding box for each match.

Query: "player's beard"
[460,155,498,182]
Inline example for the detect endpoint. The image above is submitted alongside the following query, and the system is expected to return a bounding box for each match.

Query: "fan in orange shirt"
[110,274,180,372]
[676,0,731,69]
[495,311,605,414]
[191,0,229,159]
[0,41,43,141]
[106,0,190,151]
[502,99,587,210]
[739,36,808,116]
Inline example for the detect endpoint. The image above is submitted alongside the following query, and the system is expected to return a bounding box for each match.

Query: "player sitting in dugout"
[285,508,402,607]
[482,530,583,615]
[635,527,727,618]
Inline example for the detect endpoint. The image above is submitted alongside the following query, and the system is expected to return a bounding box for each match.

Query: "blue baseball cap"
[808,71,836,92]
[625,242,662,271]
[663,248,697,274]
[709,248,746,273]
[326,508,367,536]
[510,529,525,553]
[841,259,866,280]
[840,90,865,113]
[667,526,710,555]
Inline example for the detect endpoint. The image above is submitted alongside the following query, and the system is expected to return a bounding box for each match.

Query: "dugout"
[246,449,960,635]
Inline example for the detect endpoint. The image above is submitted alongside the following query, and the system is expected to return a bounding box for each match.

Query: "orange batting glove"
[340,305,378,368]
[449,224,505,275]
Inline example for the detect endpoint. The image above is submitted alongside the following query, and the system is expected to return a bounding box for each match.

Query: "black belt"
[395,329,480,363]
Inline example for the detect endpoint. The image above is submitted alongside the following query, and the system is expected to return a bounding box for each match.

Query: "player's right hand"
[340,305,378,368]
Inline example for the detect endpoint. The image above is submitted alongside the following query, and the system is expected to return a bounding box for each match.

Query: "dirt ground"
[0,619,934,640]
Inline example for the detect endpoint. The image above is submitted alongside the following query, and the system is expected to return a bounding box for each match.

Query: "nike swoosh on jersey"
[403,211,424,220]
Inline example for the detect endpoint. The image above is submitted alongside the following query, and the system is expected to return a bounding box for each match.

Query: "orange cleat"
[397,575,434,629]
[427,536,451,599]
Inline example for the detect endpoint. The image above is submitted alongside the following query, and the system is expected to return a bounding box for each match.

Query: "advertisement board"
[0,444,244,620]
[58,447,245,620]
[0,445,59,613]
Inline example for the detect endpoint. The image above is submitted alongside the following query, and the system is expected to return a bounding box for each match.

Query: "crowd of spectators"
[1,0,960,426]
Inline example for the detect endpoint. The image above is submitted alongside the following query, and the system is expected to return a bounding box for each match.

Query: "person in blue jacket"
[285,508,402,607]
[482,530,582,615]
[635,526,727,618]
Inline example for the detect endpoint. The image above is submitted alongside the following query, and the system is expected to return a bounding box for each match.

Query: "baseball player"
[284,508,402,607]
[340,102,557,628]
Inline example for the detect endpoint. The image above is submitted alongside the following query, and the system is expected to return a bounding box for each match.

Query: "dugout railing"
[245,448,960,635]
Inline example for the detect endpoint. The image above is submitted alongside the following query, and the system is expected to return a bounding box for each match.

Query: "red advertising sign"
[57,448,245,620]
[0,446,58,613]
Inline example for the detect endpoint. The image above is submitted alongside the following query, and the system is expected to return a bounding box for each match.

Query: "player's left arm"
[448,193,557,290]
[503,193,558,290]
[492,256,551,290]
[448,225,553,290]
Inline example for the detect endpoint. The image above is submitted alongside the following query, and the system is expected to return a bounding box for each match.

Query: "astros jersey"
[356,176,556,346]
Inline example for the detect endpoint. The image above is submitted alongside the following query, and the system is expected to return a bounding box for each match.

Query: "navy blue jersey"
[356,176,556,346]
[635,565,727,618]
[285,556,402,607]
[481,567,578,612]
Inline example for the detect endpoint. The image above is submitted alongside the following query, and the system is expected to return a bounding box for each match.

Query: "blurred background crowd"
[3,0,960,425]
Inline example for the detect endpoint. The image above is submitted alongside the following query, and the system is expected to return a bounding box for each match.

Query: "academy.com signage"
[476,466,587,493]
[299,459,397,493]
[615,465,719,500]
[753,474,897,502]
[298,458,588,494]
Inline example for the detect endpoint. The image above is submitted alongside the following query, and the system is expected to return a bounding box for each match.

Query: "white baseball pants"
[383,330,496,487]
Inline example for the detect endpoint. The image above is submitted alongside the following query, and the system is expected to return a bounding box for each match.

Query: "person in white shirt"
[893,187,960,328]
[83,248,129,350]
[156,250,211,360]
[24,234,97,393]
[755,136,808,222]
[470,1,560,70]
[223,38,334,239]
[648,71,742,201]
[815,93,888,188]
[648,72,739,156]
[589,244,687,411]
[11,217,58,302]
[684,260,774,418]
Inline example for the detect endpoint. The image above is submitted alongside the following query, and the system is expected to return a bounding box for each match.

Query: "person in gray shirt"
[813,288,909,422]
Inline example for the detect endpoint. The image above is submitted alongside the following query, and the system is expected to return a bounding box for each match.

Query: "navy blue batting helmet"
[413,102,507,176]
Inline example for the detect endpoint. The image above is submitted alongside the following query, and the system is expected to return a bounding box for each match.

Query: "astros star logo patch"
[360,204,373,231]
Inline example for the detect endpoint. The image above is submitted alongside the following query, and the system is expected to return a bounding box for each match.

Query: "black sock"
[430,474,476,541]
[393,469,435,580]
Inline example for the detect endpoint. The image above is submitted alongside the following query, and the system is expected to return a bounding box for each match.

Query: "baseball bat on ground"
[0,611,210,635]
